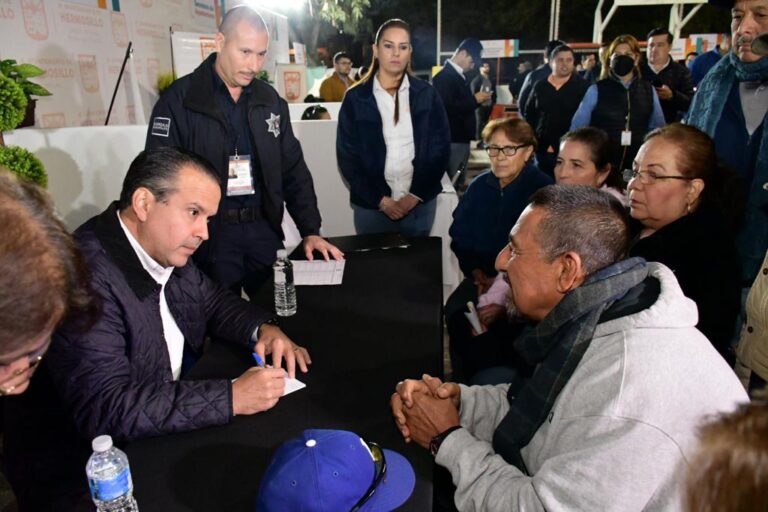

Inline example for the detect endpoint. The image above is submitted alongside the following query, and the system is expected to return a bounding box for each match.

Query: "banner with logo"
[0,0,220,128]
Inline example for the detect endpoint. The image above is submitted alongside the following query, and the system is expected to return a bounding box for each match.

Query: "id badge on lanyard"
[226,154,255,196]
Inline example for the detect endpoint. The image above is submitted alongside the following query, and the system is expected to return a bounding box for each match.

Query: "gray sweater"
[436,263,748,511]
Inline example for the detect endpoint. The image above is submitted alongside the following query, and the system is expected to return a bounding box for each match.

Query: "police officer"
[146,5,342,297]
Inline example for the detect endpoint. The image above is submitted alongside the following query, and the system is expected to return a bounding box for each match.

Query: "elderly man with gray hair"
[392,185,747,511]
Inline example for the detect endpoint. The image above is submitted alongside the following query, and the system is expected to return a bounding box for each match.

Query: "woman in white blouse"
[336,19,450,236]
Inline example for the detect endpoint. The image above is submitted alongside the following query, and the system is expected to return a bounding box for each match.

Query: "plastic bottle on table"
[86,435,139,512]
[273,249,297,316]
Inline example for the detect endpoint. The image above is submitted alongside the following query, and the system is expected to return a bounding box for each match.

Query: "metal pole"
[436,0,442,66]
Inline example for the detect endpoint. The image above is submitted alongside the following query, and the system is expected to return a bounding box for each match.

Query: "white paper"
[464,302,486,334]
[292,260,345,285]
[283,372,306,396]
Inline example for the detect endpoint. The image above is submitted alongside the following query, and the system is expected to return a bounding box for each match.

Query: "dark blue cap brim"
[359,449,415,512]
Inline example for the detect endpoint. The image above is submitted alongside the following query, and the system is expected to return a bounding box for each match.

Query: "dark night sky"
[317,0,732,73]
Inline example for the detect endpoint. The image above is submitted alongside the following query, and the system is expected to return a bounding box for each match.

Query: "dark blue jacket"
[337,75,450,209]
[146,53,321,263]
[49,203,272,441]
[449,165,553,277]
[432,60,477,142]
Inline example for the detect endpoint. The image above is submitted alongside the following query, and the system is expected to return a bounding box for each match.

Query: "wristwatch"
[429,426,462,457]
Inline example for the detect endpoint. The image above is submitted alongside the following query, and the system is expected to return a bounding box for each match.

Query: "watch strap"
[430,425,462,456]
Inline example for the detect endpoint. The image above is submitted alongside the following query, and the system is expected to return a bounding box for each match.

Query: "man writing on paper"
[4,147,311,510]
[391,186,746,511]
[146,5,343,298]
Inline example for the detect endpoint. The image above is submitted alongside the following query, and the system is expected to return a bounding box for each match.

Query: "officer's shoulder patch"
[151,117,171,137]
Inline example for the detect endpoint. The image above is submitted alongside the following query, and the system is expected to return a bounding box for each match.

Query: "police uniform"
[146,53,322,297]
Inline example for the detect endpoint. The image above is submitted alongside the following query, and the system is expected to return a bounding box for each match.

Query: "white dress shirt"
[118,212,185,380]
[373,74,416,201]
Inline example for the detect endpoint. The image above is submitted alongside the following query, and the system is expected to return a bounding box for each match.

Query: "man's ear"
[556,251,585,293]
[215,32,225,53]
[132,187,154,223]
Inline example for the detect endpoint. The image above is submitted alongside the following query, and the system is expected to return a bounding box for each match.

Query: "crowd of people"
[1,0,767,511]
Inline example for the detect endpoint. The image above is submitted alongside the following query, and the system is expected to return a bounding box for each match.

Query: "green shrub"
[0,145,46,187]
[0,75,27,132]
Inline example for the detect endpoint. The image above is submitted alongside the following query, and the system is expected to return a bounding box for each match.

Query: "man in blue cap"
[433,38,491,184]
[257,429,415,511]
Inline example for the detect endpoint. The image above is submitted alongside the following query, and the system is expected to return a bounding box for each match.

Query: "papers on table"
[292,259,346,285]
[283,371,306,396]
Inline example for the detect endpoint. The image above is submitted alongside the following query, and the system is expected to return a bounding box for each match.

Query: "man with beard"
[687,0,768,288]
[391,186,746,511]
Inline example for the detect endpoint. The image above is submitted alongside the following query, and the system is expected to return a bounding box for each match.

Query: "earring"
[686,203,691,214]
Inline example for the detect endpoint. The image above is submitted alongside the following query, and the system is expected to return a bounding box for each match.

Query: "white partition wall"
[5,122,461,296]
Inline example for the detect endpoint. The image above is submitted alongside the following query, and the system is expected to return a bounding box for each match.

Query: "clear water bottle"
[86,435,139,512]
[273,249,297,316]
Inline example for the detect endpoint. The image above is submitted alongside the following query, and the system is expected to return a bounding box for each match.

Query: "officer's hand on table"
[254,323,311,379]
[232,367,285,415]
[303,235,345,261]
[391,374,461,443]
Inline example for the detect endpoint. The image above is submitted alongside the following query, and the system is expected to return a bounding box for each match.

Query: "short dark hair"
[333,52,351,63]
[0,170,98,355]
[530,185,630,275]
[118,147,220,210]
[219,5,267,38]
[301,105,329,120]
[647,27,672,44]
[545,39,566,58]
[550,44,574,61]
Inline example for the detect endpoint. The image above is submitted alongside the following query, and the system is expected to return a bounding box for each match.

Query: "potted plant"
[0,59,52,128]
[156,71,176,95]
[0,145,46,187]
[0,65,47,187]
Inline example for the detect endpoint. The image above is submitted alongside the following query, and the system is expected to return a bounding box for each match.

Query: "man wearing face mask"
[571,34,665,176]
[687,0,768,289]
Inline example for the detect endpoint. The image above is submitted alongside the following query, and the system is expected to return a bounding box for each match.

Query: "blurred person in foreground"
[0,169,96,396]
[685,398,768,512]
[392,185,746,511]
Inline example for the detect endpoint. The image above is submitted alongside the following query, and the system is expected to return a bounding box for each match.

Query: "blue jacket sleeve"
[336,92,389,209]
[449,179,485,277]
[570,84,598,130]
[409,89,450,201]
[145,88,186,150]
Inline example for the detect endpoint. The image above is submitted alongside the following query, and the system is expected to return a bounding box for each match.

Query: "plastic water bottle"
[86,435,139,512]
[273,249,297,316]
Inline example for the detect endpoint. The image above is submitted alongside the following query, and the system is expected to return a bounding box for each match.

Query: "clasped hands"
[232,323,311,416]
[390,374,461,449]
[379,194,420,221]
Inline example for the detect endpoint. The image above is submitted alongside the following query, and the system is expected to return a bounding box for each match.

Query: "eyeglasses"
[623,168,694,185]
[0,342,49,396]
[349,442,387,512]
[486,144,529,158]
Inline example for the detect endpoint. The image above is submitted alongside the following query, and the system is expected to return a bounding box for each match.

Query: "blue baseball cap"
[257,429,415,512]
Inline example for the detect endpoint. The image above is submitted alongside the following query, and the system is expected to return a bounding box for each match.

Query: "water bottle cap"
[92,435,113,452]
[276,249,287,259]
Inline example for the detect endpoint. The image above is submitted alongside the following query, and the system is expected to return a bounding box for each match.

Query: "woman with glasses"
[627,123,743,362]
[570,34,665,179]
[336,19,450,236]
[446,117,551,383]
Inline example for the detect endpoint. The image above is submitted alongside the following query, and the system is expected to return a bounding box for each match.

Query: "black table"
[126,235,444,511]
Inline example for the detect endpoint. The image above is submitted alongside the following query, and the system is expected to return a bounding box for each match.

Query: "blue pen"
[252,353,265,368]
